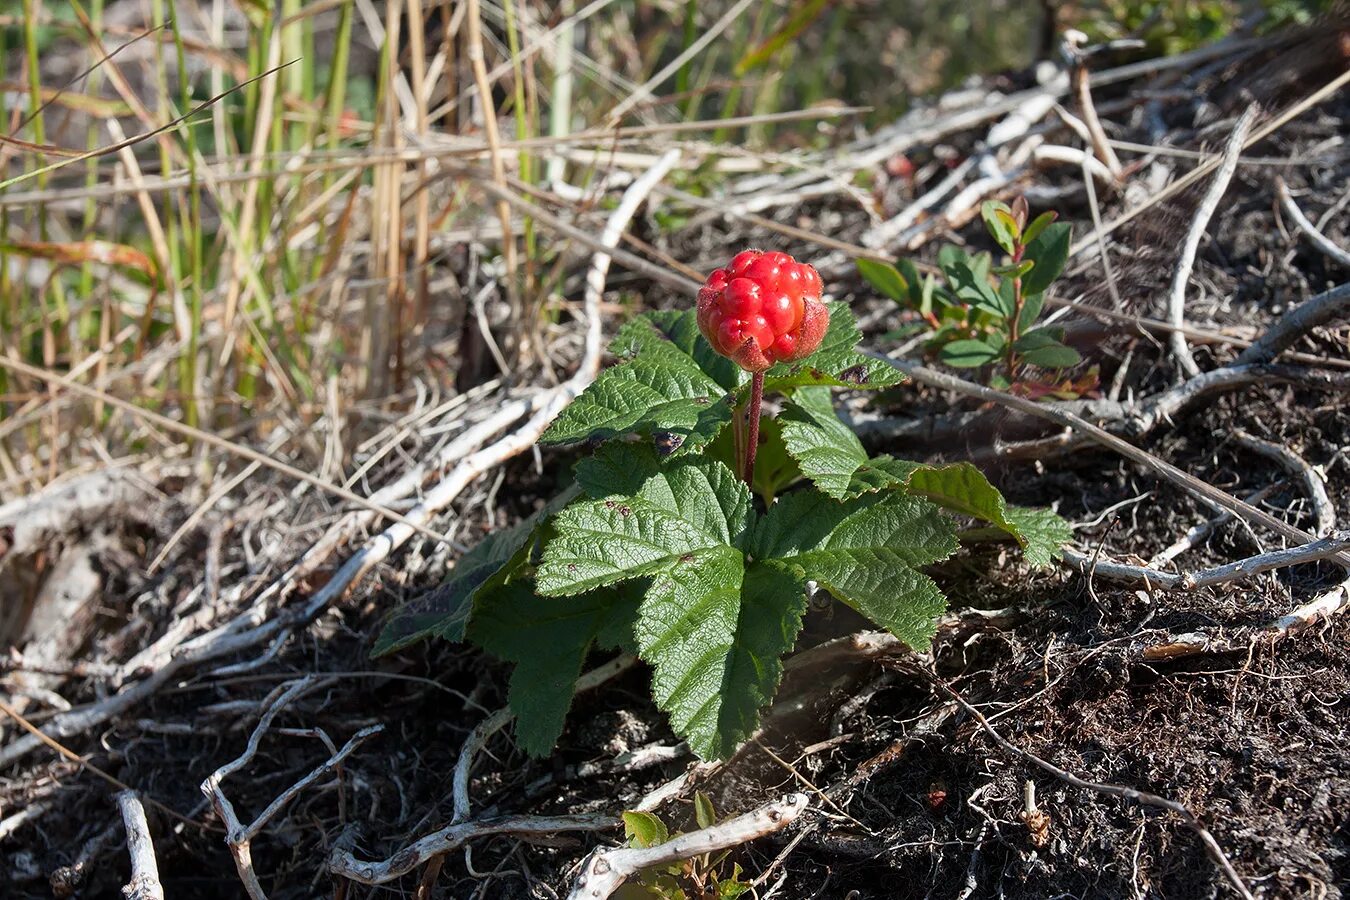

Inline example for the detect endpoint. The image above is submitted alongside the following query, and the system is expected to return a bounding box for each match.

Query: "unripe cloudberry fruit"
[696,250,829,372]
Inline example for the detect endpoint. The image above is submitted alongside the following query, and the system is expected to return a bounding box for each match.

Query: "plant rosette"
[375,250,1071,761]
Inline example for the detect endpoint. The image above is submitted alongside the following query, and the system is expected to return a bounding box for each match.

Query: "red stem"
[742,372,764,486]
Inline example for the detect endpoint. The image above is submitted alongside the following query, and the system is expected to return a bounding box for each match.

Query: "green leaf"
[540,458,802,759]
[845,454,925,496]
[777,387,869,499]
[467,582,641,756]
[1020,342,1081,369]
[981,200,1019,255]
[540,356,733,455]
[639,553,808,759]
[1021,210,1058,246]
[940,338,1001,368]
[992,260,1035,278]
[1017,291,1045,332]
[945,260,1008,318]
[694,791,717,829]
[753,491,958,649]
[623,811,670,849]
[541,310,745,455]
[857,258,910,303]
[538,459,751,596]
[1002,505,1074,568]
[903,463,1069,567]
[761,302,904,392]
[611,310,743,391]
[371,487,579,656]
[1021,221,1071,297]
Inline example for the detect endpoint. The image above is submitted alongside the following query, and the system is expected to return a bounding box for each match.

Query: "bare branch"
[116,792,164,900]
[1168,107,1257,378]
[567,794,810,900]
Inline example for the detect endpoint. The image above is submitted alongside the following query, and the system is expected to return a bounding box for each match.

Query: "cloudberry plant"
[376,250,1071,761]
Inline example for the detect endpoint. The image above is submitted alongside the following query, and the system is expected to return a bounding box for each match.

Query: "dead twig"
[567,794,809,900]
[1142,575,1350,662]
[1233,430,1335,537]
[1276,177,1350,269]
[1233,281,1350,367]
[1167,107,1257,378]
[1061,529,1350,590]
[201,676,383,900]
[116,791,164,900]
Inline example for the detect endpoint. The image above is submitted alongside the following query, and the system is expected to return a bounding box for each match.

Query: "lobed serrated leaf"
[1002,505,1073,568]
[540,356,732,454]
[371,487,578,656]
[753,490,958,650]
[636,555,807,760]
[610,310,743,391]
[777,387,869,499]
[903,463,1070,567]
[468,582,641,756]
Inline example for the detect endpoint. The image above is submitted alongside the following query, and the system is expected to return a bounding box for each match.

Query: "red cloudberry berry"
[696,250,829,372]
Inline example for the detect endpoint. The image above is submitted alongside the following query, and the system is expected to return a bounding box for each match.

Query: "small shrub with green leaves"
[375,250,1071,761]
[616,792,751,899]
[860,198,1097,399]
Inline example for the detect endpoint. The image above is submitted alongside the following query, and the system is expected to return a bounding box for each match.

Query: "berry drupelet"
[696,250,829,372]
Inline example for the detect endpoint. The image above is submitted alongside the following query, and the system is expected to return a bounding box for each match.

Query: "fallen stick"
[1167,107,1257,378]
[1142,575,1350,662]
[1276,176,1350,269]
[1233,429,1335,537]
[330,654,636,885]
[116,791,164,900]
[1061,529,1350,590]
[567,793,809,900]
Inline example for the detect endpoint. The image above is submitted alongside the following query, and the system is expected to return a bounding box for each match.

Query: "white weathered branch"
[567,793,809,900]
[1277,177,1350,268]
[116,791,164,900]
[1168,107,1257,378]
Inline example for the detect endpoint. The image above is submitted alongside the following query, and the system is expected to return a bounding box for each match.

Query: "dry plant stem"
[1143,576,1350,662]
[1068,47,1123,179]
[1233,281,1350,367]
[0,354,459,548]
[1073,65,1350,257]
[1168,107,1257,378]
[1233,429,1335,537]
[915,670,1255,900]
[465,0,518,310]
[332,654,637,884]
[1061,530,1350,590]
[1277,177,1350,268]
[117,791,164,900]
[201,676,385,900]
[566,794,810,900]
[743,372,765,484]
[330,814,614,884]
[1150,483,1280,566]
[885,358,1350,570]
